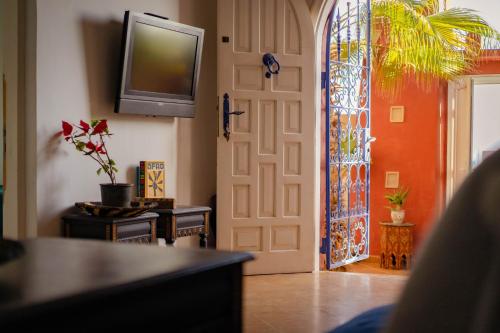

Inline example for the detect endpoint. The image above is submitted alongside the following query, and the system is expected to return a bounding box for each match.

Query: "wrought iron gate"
[325,0,372,269]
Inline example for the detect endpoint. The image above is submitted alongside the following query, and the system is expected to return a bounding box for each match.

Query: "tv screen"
[129,22,198,96]
[115,12,204,117]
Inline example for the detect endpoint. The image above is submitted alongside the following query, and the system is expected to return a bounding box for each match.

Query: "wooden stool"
[379,222,415,270]
[153,206,211,248]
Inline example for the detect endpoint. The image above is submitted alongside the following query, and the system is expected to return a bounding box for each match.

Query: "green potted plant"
[385,187,409,224]
[60,119,133,207]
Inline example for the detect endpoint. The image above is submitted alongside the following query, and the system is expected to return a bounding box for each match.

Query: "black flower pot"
[100,183,133,207]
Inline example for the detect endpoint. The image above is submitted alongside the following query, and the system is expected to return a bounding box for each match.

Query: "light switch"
[385,171,400,188]
[390,106,405,123]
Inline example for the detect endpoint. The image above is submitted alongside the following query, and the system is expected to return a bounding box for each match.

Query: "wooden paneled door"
[217,0,315,274]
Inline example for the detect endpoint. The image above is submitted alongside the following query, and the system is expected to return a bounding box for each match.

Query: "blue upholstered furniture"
[330,305,394,333]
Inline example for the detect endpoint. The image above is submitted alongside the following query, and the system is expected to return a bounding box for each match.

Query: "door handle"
[263,53,280,78]
[223,93,245,141]
[365,136,376,145]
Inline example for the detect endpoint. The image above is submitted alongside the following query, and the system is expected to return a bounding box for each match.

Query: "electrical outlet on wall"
[390,106,405,123]
[385,171,400,188]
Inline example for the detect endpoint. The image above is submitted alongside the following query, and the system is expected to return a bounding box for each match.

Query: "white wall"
[471,83,500,167]
[450,0,500,33]
[36,0,217,240]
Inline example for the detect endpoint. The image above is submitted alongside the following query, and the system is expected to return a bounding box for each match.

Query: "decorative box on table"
[62,212,158,244]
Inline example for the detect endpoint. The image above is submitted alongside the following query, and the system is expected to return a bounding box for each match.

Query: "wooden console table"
[62,212,158,244]
[153,206,211,248]
[0,238,253,331]
[379,222,415,270]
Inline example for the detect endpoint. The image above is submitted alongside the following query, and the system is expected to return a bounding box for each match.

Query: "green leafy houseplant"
[385,187,409,211]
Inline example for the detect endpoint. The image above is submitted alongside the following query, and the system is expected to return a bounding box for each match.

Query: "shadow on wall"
[37,132,73,236]
[79,16,175,186]
[177,0,217,206]
[80,17,122,115]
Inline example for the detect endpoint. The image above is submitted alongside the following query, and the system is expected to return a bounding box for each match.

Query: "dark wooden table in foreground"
[0,238,253,331]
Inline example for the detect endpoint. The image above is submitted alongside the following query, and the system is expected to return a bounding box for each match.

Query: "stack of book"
[136,160,165,198]
[136,161,175,209]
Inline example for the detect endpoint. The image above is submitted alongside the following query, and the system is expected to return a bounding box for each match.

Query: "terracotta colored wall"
[364,54,500,256]
[319,44,500,267]
[369,79,445,255]
[471,52,500,75]
[369,54,500,255]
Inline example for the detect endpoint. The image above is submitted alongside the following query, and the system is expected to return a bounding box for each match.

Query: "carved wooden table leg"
[166,216,177,246]
[201,212,210,249]
[199,233,208,248]
[150,220,157,243]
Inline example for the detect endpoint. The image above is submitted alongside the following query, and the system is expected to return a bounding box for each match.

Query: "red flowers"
[59,119,117,184]
[79,120,91,133]
[96,144,106,154]
[62,121,73,136]
[85,141,96,151]
[92,120,108,135]
[60,120,108,138]
[85,141,106,154]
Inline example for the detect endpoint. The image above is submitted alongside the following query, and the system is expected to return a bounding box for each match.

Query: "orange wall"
[471,52,500,75]
[368,55,500,256]
[319,73,447,265]
[319,71,446,265]
[319,48,500,267]
[369,78,445,255]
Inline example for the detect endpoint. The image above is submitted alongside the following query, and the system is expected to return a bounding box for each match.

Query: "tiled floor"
[243,272,407,333]
[337,257,410,276]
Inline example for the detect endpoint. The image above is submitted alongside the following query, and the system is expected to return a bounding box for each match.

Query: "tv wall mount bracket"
[144,13,169,20]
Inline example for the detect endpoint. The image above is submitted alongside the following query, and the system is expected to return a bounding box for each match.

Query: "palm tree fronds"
[369,0,500,93]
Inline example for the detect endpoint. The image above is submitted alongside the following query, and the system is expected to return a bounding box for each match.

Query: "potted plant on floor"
[60,119,133,207]
[385,187,409,224]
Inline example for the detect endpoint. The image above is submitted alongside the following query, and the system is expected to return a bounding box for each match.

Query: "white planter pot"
[391,209,405,224]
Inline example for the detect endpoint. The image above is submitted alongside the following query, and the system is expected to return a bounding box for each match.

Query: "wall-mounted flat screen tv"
[115,11,204,117]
